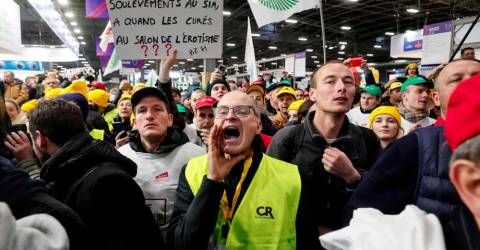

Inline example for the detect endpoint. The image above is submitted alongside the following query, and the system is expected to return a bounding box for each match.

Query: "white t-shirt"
[347,106,371,128]
[401,116,436,134]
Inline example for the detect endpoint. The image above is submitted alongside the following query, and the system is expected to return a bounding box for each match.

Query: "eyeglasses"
[198,112,214,119]
[213,105,254,119]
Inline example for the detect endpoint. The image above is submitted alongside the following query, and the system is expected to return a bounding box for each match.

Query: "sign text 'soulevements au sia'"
[106,0,224,59]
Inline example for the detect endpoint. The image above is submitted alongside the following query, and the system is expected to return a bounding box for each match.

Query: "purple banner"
[96,37,114,56]
[86,0,109,19]
[122,60,145,69]
[99,56,110,70]
[423,21,453,36]
[295,52,306,59]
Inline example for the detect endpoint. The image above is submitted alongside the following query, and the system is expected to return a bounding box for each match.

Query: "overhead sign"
[390,29,423,58]
[0,0,21,54]
[106,0,224,60]
[86,0,109,19]
[0,60,43,71]
[403,30,423,52]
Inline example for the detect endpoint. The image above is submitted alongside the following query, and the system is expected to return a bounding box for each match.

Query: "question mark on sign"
[141,45,148,57]
[165,43,172,56]
[152,44,159,56]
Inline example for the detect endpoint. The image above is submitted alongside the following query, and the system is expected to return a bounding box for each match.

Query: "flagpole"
[318,0,326,64]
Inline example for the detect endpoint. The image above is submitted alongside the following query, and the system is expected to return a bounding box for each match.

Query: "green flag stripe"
[259,0,299,11]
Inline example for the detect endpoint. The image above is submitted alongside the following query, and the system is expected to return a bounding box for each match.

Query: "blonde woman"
[368,106,403,149]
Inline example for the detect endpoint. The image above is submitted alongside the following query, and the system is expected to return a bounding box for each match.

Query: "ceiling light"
[179,61,185,64]
[340,26,351,30]
[306,49,314,52]
[199,65,204,68]
[311,56,317,59]
[347,0,358,2]
[271,62,277,65]
[251,33,261,37]
[374,45,382,49]
[261,58,267,60]
[58,0,68,5]
[285,19,298,24]
[385,31,395,36]
[328,46,334,50]
[268,46,277,50]
[187,58,194,61]
[70,21,77,26]
[340,45,346,50]
[230,56,238,59]
[298,37,308,41]
[65,12,74,18]
[191,67,197,70]
[233,64,239,66]
[148,60,155,63]
[173,64,178,67]
[49,46,56,49]
[78,36,84,40]
[338,51,345,55]
[314,60,320,63]
[366,53,374,57]
[80,41,86,45]
[406,8,419,14]
[338,57,344,60]
[339,41,348,45]
[226,43,236,47]
[217,60,223,62]
[74,28,81,34]
[280,54,287,57]
[223,11,231,16]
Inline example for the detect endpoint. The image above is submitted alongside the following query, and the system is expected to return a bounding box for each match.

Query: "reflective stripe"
[90,129,104,140]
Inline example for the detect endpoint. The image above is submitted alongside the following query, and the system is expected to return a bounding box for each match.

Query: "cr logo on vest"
[256,206,274,219]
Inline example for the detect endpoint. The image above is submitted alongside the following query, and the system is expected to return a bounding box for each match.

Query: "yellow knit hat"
[132,83,147,94]
[118,94,132,105]
[288,99,305,111]
[62,79,88,98]
[368,106,401,128]
[44,88,63,100]
[88,89,110,108]
[21,99,38,113]
[405,63,418,70]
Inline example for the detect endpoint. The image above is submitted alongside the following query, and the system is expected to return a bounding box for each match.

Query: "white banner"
[245,17,258,83]
[0,0,21,54]
[106,0,224,60]
[247,0,318,27]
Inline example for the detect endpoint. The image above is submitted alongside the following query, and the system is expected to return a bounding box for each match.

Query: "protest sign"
[106,0,223,60]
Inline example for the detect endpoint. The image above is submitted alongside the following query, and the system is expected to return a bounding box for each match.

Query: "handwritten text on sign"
[106,0,223,60]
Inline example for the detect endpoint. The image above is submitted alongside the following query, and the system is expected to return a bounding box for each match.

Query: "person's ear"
[432,91,440,107]
[256,119,263,135]
[167,113,174,127]
[450,159,480,217]
[309,88,317,102]
[34,130,47,151]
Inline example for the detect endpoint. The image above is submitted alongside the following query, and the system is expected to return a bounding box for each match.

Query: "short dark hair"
[29,99,87,146]
[461,47,475,56]
[309,60,345,88]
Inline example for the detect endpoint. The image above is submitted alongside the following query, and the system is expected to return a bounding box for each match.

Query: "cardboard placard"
[106,0,224,60]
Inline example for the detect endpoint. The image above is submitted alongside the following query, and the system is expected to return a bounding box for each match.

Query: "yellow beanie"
[132,83,147,94]
[21,99,38,113]
[405,63,418,70]
[88,89,110,108]
[368,106,401,128]
[288,99,305,111]
[118,94,132,106]
[63,79,88,98]
[44,88,63,100]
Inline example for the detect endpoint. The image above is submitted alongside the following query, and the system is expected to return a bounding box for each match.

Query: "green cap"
[362,84,382,98]
[400,76,433,94]
[176,103,187,113]
[280,79,292,86]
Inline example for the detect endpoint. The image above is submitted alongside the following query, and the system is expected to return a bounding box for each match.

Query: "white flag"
[103,48,122,76]
[99,21,114,52]
[245,17,258,83]
[247,0,318,27]
[146,69,159,87]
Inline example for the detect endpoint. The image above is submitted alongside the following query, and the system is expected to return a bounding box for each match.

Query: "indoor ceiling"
[15,0,480,73]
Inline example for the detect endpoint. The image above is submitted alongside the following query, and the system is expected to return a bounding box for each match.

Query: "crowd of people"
[0,46,479,250]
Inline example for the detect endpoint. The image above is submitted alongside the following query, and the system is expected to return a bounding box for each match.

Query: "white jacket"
[319,205,446,250]
[118,142,205,236]
[347,107,370,128]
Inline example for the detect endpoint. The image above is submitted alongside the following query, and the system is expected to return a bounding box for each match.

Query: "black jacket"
[167,136,320,249]
[260,113,277,136]
[267,111,381,230]
[0,156,88,250]
[441,206,480,250]
[40,132,165,250]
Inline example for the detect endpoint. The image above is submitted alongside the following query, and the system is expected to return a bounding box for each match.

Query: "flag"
[103,48,121,76]
[97,69,103,82]
[245,17,258,83]
[99,21,114,52]
[247,0,318,27]
[146,69,159,87]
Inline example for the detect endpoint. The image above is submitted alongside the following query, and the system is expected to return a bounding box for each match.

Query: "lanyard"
[220,157,253,222]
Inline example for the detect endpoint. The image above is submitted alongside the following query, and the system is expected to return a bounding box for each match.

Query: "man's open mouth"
[224,126,240,139]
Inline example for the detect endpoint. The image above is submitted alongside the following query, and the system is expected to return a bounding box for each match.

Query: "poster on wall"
[106,0,224,59]
[390,29,423,58]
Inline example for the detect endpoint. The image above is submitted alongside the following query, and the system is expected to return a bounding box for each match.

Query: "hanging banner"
[96,37,114,56]
[122,60,145,68]
[421,21,453,65]
[106,0,224,59]
[0,60,43,71]
[294,52,306,77]
[86,0,109,19]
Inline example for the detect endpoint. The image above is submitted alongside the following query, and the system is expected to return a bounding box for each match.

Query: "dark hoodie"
[40,132,165,250]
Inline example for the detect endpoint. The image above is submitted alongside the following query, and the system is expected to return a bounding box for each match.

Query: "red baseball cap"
[444,73,480,150]
[92,82,106,91]
[195,96,217,110]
